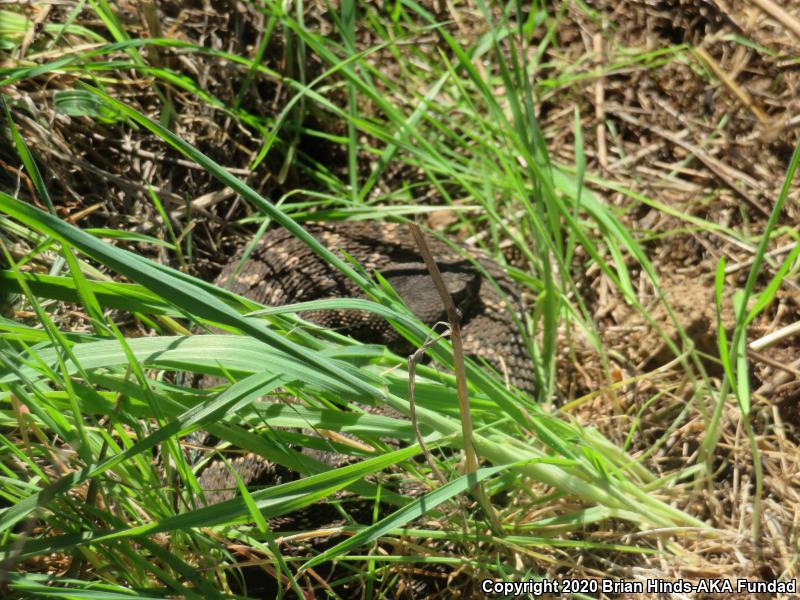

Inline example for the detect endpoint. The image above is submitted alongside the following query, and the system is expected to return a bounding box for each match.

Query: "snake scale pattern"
[196,220,534,500]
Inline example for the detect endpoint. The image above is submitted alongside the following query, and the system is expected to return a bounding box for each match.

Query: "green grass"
[3,0,796,597]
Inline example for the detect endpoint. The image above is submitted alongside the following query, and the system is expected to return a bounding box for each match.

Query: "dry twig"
[407,223,502,533]
[750,0,800,42]
[693,47,769,126]
[407,322,451,486]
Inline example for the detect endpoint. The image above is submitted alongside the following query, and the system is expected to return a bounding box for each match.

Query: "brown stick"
[407,322,451,486]
[407,223,502,533]
[750,0,800,42]
[692,47,769,126]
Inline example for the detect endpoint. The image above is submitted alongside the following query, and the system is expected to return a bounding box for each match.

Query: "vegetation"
[1,1,798,597]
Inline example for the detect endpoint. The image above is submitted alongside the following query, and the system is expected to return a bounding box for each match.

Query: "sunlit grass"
[5,0,795,597]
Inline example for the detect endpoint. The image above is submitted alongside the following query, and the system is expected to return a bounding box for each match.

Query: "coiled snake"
[195,220,533,501]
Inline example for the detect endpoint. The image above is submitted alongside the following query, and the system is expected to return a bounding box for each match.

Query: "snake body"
[196,220,533,499]
[216,221,532,387]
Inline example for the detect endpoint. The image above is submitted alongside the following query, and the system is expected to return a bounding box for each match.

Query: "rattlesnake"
[195,220,534,499]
